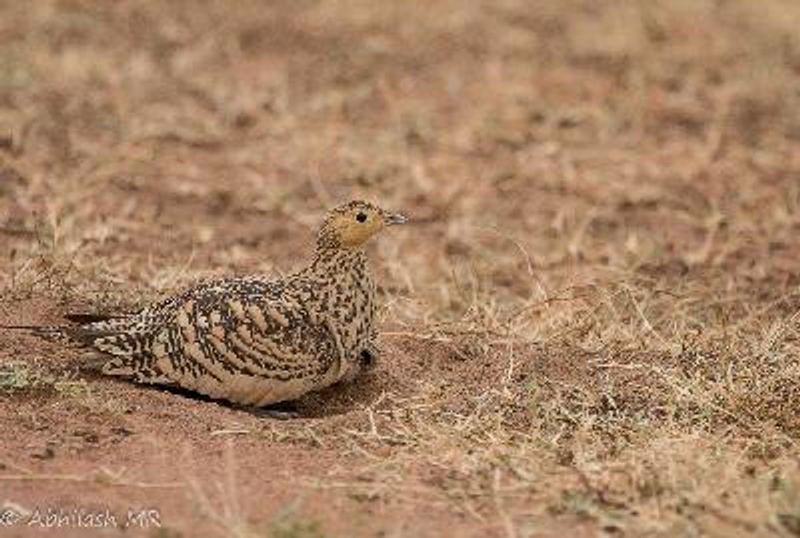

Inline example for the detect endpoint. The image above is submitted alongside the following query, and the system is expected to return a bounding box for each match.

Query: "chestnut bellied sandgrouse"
[3,200,407,408]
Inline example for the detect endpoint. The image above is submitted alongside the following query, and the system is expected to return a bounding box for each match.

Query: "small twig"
[210,429,251,436]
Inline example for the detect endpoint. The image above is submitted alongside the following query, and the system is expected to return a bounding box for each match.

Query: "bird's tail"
[64,313,129,325]
[0,322,119,347]
[2,324,68,346]
[0,324,52,331]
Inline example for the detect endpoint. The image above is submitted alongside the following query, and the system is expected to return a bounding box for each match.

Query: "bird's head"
[317,200,408,250]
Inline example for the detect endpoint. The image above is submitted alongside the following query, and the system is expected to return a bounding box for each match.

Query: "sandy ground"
[2,1,800,537]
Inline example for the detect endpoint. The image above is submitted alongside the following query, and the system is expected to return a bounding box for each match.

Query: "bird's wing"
[97,278,342,406]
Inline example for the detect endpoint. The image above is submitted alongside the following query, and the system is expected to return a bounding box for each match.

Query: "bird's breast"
[321,269,376,358]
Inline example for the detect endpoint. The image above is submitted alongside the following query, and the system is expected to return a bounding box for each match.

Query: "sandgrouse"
[6,201,407,407]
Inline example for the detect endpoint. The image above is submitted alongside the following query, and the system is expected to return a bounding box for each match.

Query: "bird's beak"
[384,212,408,226]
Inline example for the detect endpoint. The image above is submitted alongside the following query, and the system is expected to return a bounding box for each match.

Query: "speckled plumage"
[30,201,407,407]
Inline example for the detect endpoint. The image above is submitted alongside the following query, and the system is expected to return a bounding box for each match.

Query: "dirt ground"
[2,1,800,536]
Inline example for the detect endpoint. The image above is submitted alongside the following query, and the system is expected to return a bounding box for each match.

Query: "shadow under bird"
[1,200,407,409]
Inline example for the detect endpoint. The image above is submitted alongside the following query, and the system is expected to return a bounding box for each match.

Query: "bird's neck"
[305,247,369,279]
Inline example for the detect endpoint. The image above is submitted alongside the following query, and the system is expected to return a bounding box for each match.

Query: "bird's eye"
[356,212,367,223]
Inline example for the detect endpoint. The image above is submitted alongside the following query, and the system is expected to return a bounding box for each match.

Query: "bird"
[1,200,407,409]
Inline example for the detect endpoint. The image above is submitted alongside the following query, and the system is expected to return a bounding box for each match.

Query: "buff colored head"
[318,200,407,250]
